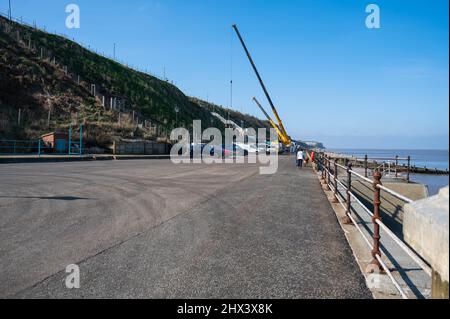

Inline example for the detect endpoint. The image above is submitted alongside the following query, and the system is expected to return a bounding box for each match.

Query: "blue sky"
[2,0,449,149]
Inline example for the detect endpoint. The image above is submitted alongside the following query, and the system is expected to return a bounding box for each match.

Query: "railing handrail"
[356,157,409,161]
[325,152,409,161]
[327,177,409,299]
[317,153,431,299]
[334,160,413,203]
[376,184,414,204]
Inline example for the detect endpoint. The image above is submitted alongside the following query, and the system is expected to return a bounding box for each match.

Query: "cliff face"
[0,15,270,146]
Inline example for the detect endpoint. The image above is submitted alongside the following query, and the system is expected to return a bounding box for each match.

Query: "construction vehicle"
[232,24,292,147]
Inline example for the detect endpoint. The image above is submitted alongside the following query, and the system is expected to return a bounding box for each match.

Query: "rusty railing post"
[364,154,368,178]
[367,170,383,273]
[319,153,325,184]
[322,154,329,186]
[332,160,339,203]
[325,156,331,191]
[407,156,411,183]
[321,154,326,182]
[395,155,399,178]
[322,154,327,185]
[319,153,324,181]
[343,161,353,224]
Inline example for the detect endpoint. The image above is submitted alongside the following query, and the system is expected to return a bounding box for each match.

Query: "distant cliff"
[293,140,325,149]
[302,141,325,149]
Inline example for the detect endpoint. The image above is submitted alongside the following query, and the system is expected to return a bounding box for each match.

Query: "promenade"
[0,157,371,298]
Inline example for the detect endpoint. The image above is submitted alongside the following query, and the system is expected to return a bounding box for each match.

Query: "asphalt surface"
[0,156,372,298]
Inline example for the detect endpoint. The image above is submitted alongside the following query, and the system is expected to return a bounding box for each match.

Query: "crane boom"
[232,24,291,146]
[252,97,289,145]
[252,97,273,123]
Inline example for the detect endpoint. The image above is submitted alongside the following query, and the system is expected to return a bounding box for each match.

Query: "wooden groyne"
[325,152,449,183]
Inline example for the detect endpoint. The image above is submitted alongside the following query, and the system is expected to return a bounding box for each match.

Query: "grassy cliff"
[0,15,270,147]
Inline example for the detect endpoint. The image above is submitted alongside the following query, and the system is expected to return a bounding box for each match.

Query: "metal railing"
[331,153,412,182]
[1,126,84,158]
[316,153,432,299]
[0,12,174,137]
[0,11,174,84]
[0,140,52,157]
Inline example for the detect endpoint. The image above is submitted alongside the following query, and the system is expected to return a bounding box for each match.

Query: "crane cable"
[230,26,233,112]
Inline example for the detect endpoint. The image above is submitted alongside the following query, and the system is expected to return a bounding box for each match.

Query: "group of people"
[296,148,315,168]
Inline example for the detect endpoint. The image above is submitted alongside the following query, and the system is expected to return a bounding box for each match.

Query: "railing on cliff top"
[316,153,432,299]
[0,11,175,137]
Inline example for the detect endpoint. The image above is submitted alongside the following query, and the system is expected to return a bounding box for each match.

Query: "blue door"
[56,139,67,153]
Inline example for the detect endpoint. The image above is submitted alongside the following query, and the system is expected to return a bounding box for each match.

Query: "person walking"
[297,149,304,168]
[310,151,316,170]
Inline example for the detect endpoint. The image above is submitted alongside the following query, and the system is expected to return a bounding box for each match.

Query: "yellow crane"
[232,24,291,147]
[252,97,290,146]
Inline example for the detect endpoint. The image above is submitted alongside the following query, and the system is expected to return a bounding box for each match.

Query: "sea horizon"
[327,147,449,152]
[327,148,449,195]
[327,148,449,169]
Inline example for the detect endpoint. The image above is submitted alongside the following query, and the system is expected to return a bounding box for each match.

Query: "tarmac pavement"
[0,157,372,298]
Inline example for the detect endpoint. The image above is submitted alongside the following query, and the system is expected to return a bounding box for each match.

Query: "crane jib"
[232,24,291,145]
[253,98,288,144]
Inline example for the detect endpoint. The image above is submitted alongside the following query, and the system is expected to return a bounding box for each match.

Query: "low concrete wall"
[113,140,170,155]
[404,187,449,299]
[0,154,170,164]
[0,155,115,164]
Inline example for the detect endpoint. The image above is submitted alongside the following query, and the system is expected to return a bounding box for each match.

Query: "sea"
[328,149,449,196]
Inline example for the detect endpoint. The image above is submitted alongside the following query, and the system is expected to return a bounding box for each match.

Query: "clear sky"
[2,0,449,149]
